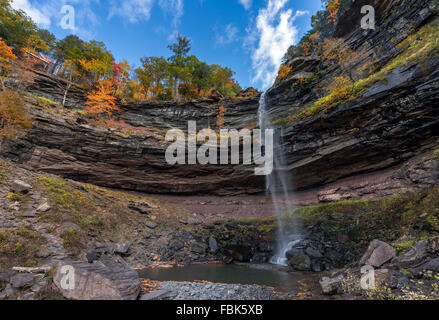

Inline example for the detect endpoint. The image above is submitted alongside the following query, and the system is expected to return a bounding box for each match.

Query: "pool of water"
[138,264,318,292]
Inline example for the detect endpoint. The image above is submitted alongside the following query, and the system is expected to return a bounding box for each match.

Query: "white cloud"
[216,24,239,46]
[108,0,184,27]
[248,0,306,89]
[11,0,51,28]
[239,0,252,10]
[159,0,184,27]
[109,0,155,23]
[295,10,309,17]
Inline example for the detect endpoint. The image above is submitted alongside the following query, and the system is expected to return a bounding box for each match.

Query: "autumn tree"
[78,40,113,84]
[0,0,50,55]
[216,105,227,130]
[0,90,31,141]
[0,37,16,90]
[136,56,169,99]
[320,38,374,83]
[276,65,292,81]
[84,79,118,117]
[13,49,38,90]
[326,0,340,26]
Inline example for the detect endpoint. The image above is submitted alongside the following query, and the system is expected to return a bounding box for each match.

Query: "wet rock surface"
[155,281,278,300]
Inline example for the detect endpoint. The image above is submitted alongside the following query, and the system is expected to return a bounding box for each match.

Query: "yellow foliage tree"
[302,31,320,56]
[320,38,374,83]
[277,65,292,81]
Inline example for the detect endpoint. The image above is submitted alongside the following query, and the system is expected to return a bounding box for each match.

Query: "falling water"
[258,92,301,266]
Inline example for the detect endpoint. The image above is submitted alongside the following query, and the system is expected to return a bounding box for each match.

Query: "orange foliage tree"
[0,90,32,140]
[327,0,340,26]
[14,49,38,90]
[320,38,373,82]
[216,105,227,130]
[277,65,292,81]
[0,38,17,91]
[84,79,119,117]
[302,31,320,56]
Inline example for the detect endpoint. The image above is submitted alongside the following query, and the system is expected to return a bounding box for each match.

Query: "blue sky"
[12,0,323,90]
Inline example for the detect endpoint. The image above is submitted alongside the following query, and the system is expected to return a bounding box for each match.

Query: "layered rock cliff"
[1,0,438,201]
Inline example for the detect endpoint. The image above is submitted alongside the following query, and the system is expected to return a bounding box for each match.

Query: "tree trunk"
[63,75,72,107]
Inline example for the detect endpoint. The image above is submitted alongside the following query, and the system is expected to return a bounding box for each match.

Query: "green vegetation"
[134,34,241,102]
[33,174,168,255]
[0,226,47,269]
[37,96,60,106]
[61,229,84,255]
[0,1,242,107]
[274,21,439,125]
[0,160,10,181]
[419,150,439,164]
[284,185,439,253]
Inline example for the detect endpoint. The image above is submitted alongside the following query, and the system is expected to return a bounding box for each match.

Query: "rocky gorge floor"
[1,156,439,300]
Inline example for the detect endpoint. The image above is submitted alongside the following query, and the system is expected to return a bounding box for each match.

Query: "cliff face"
[265,0,439,195]
[1,0,439,201]
[0,96,264,195]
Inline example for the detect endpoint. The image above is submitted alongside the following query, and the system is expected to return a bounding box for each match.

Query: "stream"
[138,263,321,293]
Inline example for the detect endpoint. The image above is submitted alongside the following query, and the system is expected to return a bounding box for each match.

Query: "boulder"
[395,240,428,267]
[10,273,35,289]
[190,242,208,255]
[139,289,172,300]
[11,180,31,193]
[305,246,323,258]
[209,237,218,253]
[0,271,15,283]
[128,201,153,215]
[114,242,131,255]
[286,249,311,271]
[418,257,439,273]
[360,240,396,268]
[320,275,344,295]
[0,284,17,300]
[53,257,141,300]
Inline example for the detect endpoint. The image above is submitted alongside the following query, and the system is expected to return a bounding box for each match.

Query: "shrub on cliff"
[0,90,32,141]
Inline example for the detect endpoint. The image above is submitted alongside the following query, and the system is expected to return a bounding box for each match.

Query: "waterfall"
[258,92,301,266]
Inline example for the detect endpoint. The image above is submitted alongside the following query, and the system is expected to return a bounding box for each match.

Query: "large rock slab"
[320,275,344,295]
[11,180,31,193]
[286,249,311,271]
[360,240,396,268]
[10,273,35,289]
[53,257,141,300]
[395,240,428,267]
